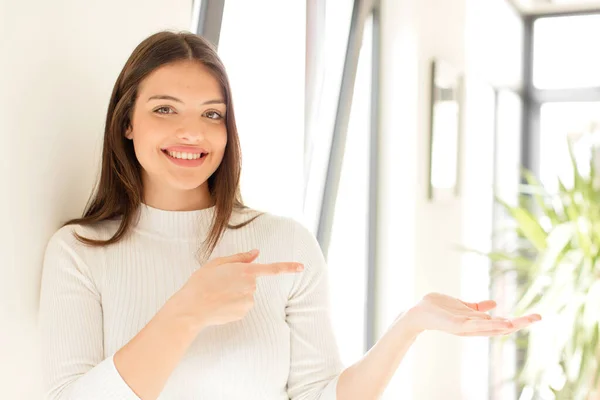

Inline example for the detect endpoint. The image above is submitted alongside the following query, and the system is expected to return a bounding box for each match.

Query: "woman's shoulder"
[230,206,314,240]
[232,208,324,270]
[47,217,121,250]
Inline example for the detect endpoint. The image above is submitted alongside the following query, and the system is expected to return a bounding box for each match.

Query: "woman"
[38,31,541,400]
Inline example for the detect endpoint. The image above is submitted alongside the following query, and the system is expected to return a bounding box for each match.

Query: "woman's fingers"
[511,314,542,328]
[478,300,497,312]
[458,313,542,335]
[460,299,497,312]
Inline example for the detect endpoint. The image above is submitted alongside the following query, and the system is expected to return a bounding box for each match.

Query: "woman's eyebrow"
[147,95,225,105]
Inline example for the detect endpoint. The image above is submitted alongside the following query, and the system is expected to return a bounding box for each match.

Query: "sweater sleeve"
[38,229,140,400]
[286,221,344,400]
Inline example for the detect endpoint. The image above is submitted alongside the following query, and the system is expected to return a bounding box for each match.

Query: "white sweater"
[38,203,344,400]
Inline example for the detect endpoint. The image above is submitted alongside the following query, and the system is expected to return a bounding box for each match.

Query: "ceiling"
[510,0,600,14]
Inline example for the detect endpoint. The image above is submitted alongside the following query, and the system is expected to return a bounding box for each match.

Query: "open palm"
[407,293,542,336]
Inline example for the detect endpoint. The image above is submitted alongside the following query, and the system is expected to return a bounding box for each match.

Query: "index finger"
[249,262,305,277]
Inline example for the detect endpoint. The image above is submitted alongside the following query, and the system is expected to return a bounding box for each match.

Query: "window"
[521,10,600,400]
[533,14,600,89]
[217,0,306,220]
[539,102,600,190]
[326,13,373,366]
[303,0,354,233]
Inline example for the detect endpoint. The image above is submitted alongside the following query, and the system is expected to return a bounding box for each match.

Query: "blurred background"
[1,0,600,399]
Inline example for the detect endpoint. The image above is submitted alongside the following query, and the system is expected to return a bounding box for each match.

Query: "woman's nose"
[175,118,206,142]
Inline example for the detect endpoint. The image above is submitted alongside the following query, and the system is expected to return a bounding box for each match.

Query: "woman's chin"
[164,175,210,192]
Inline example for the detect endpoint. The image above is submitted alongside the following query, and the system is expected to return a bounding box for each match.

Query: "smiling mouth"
[161,149,208,160]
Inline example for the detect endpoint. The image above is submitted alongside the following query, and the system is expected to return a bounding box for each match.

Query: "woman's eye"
[206,111,223,120]
[154,106,174,115]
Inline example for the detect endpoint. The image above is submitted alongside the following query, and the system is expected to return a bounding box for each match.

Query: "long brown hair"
[63,30,259,257]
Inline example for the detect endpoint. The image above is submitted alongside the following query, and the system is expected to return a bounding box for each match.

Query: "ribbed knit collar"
[133,202,216,240]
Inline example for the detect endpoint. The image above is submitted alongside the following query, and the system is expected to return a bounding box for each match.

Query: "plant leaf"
[522,169,561,225]
[537,223,574,275]
[496,196,548,251]
[567,138,587,198]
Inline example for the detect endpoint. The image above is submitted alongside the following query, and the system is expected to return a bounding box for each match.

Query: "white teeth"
[166,151,203,160]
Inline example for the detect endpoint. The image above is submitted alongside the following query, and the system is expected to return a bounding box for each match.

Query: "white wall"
[377,0,524,399]
[377,0,466,398]
[0,2,192,398]
[376,1,420,398]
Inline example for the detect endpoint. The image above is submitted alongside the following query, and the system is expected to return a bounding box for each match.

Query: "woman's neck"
[142,181,213,211]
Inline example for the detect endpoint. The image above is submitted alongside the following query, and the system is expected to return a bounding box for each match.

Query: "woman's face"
[126,60,227,204]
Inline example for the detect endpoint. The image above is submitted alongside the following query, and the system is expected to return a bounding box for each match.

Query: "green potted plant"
[482,129,600,400]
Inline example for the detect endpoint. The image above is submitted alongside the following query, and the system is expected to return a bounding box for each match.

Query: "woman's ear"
[125,126,133,140]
